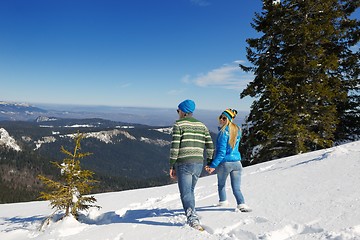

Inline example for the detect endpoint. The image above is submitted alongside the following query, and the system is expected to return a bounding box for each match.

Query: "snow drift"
[0,140,359,240]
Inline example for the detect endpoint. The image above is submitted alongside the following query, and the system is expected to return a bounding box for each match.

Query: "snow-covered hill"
[1,141,359,240]
[0,128,21,151]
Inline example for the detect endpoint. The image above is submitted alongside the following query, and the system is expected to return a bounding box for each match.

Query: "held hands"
[205,165,215,174]
[171,166,214,178]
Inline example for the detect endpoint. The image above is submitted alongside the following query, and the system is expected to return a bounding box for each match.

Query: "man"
[169,99,214,230]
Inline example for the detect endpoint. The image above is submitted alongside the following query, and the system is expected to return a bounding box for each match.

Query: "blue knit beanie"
[178,99,195,113]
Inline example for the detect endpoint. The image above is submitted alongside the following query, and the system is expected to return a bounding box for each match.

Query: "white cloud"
[185,60,254,91]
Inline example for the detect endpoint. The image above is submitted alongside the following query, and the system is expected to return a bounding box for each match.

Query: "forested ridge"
[0,119,174,203]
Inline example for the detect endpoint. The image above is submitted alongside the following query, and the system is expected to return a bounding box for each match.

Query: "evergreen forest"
[240,0,359,164]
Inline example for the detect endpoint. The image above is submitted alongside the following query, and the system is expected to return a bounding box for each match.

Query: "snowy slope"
[0,141,359,240]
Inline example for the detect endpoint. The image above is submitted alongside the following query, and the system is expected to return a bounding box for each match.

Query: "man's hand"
[170,168,177,179]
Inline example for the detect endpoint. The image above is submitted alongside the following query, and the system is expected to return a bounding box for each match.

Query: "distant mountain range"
[0,101,47,121]
[0,101,248,132]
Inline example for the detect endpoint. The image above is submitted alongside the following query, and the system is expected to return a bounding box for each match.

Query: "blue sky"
[0,0,263,112]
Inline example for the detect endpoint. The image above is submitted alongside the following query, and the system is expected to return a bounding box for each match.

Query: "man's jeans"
[175,163,203,213]
[217,161,245,205]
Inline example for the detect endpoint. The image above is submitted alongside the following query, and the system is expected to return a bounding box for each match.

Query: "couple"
[169,99,251,230]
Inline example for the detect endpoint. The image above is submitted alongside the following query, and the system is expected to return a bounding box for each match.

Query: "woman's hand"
[205,165,215,174]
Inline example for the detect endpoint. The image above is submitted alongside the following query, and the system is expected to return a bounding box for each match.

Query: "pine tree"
[239,0,289,162]
[240,0,359,163]
[334,0,360,141]
[38,132,100,221]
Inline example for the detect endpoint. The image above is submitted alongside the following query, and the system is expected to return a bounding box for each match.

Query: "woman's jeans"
[175,163,203,213]
[217,161,245,205]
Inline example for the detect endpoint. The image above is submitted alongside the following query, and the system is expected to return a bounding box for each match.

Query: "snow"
[65,124,96,128]
[273,0,281,5]
[140,137,170,147]
[34,136,56,150]
[0,128,21,151]
[0,101,30,107]
[115,126,135,129]
[1,140,359,240]
[153,127,173,134]
[2,125,170,152]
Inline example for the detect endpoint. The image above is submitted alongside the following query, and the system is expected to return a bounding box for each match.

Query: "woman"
[205,108,251,212]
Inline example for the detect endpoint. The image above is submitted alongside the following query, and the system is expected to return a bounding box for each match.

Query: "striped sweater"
[169,117,214,169]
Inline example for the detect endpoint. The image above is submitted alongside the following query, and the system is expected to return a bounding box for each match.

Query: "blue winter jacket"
[209,126,242,168]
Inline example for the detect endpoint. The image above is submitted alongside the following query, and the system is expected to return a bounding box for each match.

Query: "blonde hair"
[220,119,240,149]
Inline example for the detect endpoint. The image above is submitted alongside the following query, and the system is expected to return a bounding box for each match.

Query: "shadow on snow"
[81,208,184,227]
